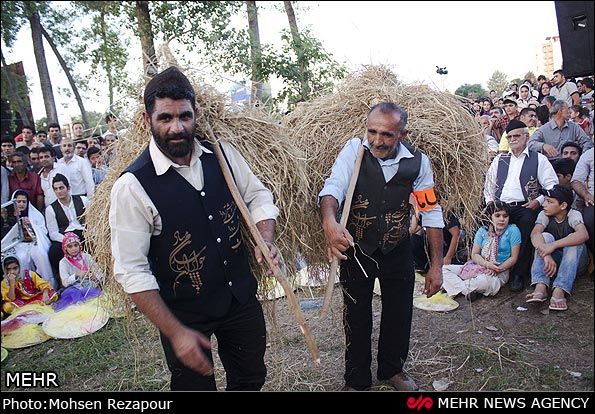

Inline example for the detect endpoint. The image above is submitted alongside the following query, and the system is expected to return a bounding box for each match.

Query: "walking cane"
[205,124,320,364]
[320,139,365,318]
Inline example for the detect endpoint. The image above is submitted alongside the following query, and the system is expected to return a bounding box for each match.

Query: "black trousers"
[508,205,540,282]
[340,241,415,390]
[160,295,267,391]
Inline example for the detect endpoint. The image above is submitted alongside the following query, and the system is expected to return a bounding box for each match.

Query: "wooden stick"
[205,125,320,364]
[320,139,366,318]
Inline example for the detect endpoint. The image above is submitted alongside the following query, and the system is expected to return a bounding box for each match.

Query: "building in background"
[536,36,563,79]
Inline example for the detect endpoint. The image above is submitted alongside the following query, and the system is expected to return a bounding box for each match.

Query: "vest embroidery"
[169,230,205,295]
[349,194,376,241]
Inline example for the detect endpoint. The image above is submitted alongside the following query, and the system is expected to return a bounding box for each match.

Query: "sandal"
[525,291,547,303]
[549,296,568,311]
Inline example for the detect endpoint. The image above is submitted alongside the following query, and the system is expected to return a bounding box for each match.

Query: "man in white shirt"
[484,119,559,292]
[56,138,95,198]
[45,173,88,284]
[109,66,280,391]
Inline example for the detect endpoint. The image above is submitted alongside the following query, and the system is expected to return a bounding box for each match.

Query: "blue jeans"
[530,232,589,294]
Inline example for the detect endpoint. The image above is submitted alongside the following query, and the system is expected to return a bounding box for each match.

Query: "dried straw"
[282,64,489,282]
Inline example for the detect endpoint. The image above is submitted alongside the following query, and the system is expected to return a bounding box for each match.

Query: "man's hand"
[170,326,213,376]
[542,144,558,158]
[322,220,353,262]
[424,266,443,298]
[536,242,555,258]
[254,241,281,275]
[543,255,557,278]
[523,199,541,210]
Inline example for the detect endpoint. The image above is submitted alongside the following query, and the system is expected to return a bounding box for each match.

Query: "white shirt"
[39,163,71,207]
[45,195,89,242]
[109,138,279,294]
[484,147,558,204]
[318,138,444,228]
[57,154,95,198]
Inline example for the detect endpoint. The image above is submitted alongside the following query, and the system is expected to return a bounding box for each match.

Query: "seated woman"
[6,189,56,289]
[53,232,102,311]
[441,201,521,301]
[1,255,58,317]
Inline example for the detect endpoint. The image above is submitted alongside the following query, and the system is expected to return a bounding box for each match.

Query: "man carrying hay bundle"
[109,67,281,391]
[319,102,444,391]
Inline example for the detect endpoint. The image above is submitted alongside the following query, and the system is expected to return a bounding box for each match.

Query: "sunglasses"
[508,134,527,139]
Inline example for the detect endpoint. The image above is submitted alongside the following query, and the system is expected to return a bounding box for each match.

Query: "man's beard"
[152,126,195,158]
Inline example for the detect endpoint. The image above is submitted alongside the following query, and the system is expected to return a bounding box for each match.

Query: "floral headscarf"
[61,232,88,272]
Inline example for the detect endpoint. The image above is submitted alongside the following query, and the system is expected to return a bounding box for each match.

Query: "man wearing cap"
[528,99,592,161]
[484,119,558,292]
[526,184,589,311]
[109,66,281,390]
[498,107,539,153]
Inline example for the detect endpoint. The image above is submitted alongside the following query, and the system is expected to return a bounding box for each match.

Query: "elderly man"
[498,107,538,153]
[528,100,593,162]
[320,102,444,391]
[484,119,558,292]
[56,138,94,199]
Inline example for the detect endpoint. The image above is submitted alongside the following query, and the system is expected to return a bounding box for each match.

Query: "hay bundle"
[84,69,310,309]
[282,64,489,279]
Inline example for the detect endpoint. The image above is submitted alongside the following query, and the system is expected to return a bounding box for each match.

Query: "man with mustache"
[319,102,445,391]
[109,66,280,391]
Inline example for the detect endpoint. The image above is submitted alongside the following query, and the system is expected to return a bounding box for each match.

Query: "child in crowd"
[53,232,103,311]
[526,185,589,311]
[441,201,521,301]
[1,255,58,317]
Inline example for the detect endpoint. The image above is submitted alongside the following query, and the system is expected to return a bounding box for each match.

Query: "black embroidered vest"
[495,150,541,201]
[50,195,85,234]
[347,143,422,255]
[124,142,254,321]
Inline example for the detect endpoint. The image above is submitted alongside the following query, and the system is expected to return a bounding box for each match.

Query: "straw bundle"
[83,68,310,309]
[282,64,489,280]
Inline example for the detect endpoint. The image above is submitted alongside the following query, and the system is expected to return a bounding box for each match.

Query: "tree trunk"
[246,1,263,105]
[40,25,89,129]
[284,1,309,101]
[1,50,32,126]
[25,2,58,124]
[136,1,158,81]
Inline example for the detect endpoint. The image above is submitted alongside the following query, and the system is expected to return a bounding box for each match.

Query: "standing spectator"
[38,146,70,208]
[86,146,107,186]
[17,126,35,150]
[47,122,63,159]
[35,130,48,145]
[56,138,95,198]
[74,140,88,159]
[8,152,44,212]
[2,136,16,169]
[550,69,581,106]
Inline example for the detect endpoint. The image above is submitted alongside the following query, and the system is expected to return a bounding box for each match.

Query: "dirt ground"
[256,269,594,392]
[1,269,593,392]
